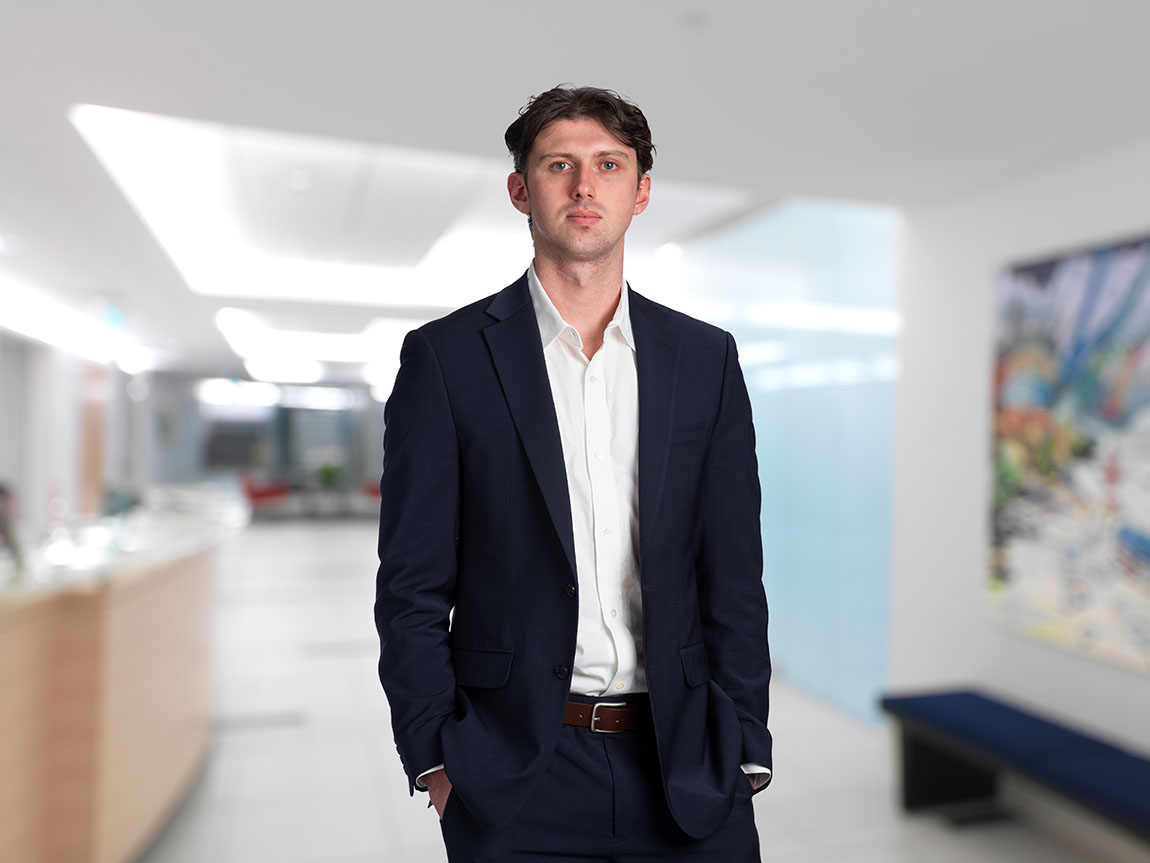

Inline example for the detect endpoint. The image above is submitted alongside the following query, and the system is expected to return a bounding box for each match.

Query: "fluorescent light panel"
[0,272,135,364]
[214,307,414,382]
[194,378,355,410]
[244,356,324,384]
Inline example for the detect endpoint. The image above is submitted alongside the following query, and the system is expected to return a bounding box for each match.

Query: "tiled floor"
[138,520,1108,863]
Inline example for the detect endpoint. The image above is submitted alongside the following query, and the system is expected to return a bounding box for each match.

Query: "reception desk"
[0,499,243,863]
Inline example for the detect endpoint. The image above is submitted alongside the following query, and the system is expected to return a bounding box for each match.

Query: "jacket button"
[565,583,576,598]
[554,665,569,679]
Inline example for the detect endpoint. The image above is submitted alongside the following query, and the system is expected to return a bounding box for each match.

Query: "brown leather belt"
[562,700,647,733]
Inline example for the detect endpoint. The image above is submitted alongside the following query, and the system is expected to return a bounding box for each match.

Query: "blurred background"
[2,2,1149,862]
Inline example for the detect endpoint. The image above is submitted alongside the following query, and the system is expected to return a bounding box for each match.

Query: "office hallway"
[137,520,1097,863]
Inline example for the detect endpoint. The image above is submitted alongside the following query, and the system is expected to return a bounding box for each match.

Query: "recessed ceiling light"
[244,356,324,384]
[116,344,157,375]
[196,378,281,406]
[67,103,528,309]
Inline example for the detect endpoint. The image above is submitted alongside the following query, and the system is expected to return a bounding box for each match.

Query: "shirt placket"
[584,347,634,694]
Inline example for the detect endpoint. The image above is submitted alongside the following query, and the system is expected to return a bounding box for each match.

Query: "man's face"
[507,117,650,267]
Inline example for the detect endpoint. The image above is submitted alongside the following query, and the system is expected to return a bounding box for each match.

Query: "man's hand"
[425,768,453,819]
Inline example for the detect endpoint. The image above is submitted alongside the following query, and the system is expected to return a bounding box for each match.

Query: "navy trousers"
[439,695,761,862]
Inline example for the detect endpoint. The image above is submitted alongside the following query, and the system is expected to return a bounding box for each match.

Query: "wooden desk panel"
[0,599,52,863]
[0,545,215,863]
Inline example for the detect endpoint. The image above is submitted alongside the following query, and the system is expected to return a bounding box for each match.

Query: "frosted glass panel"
[668,199,901,719]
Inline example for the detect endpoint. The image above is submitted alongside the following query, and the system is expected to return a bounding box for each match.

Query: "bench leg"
[900,730,999,810]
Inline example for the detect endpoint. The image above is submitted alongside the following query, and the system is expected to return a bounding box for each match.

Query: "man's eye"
[551,161,570,171]
[602,161,618,171]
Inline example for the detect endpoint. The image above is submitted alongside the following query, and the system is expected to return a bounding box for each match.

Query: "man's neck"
[533,253,624,359]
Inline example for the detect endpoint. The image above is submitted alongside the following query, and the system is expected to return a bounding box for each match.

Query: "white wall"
[0,335,29,501]
[891,129,1150,751]
[103,367,128,491]
[20,343,81,542]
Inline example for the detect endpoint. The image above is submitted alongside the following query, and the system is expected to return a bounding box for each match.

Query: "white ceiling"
[4,1,1150,380]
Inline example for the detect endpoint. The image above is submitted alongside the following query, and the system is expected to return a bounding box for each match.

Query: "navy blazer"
[375,274,771,839]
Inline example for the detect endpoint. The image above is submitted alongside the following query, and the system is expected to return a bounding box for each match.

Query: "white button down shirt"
[527,264,645,696]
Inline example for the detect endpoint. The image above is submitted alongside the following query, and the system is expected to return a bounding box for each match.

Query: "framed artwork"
[992,234,1150,674]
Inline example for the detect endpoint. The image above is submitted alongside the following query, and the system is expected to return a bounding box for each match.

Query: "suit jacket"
[375,274,771,839]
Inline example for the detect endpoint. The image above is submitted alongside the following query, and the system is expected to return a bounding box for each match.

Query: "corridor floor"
[137,520,1110,863]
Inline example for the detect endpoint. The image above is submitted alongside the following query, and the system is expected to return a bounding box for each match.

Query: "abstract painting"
[992,235,1150,675]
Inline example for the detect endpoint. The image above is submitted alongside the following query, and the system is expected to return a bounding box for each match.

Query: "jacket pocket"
[679,642,711,688]
[452,647,514,689]
[671,423,710,445]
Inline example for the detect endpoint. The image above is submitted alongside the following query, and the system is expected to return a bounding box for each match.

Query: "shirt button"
[594,451,603,461]
[610,608,618,618]
[554,665,569,680]
[615,682,626,691]
[565,583,576,598]
[589,374,599,383]
[603,528,612,538]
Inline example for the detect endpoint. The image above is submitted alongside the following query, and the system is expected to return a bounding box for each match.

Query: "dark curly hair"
[505,85,655,177]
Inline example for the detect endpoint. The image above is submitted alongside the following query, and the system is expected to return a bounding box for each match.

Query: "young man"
[376,85,771,861]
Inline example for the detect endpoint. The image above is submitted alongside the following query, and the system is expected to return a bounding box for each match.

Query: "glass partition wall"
[662,199,902,719]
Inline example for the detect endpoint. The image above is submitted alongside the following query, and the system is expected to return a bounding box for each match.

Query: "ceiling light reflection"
[748,302,901,335]
[752,354,900,392]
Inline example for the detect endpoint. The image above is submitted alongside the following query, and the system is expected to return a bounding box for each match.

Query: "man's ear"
[633,173,651,216]
[508,172,531,215]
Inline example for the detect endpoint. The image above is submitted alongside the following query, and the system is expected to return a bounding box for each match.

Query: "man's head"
[505,86,655,263]
[505,85,655,179]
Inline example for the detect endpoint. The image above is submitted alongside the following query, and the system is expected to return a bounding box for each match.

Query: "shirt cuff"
[415,764,445,791]
[740,763,772,790]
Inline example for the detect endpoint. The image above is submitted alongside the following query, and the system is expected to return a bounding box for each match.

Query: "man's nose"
[573,164,595,198]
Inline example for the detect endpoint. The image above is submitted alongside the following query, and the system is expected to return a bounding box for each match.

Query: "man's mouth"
[567,210,602,226]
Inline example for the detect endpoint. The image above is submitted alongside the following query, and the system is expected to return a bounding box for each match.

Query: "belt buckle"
[590,701,628,733]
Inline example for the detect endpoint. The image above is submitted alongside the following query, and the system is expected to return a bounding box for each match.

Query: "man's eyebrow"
[535,149,633,162]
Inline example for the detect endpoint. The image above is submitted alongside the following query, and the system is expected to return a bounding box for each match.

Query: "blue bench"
[880,690,1150,842]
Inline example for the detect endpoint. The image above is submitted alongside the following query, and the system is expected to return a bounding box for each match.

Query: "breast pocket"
[452,647,514,689]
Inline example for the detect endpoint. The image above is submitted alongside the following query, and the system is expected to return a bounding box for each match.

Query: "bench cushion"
[1026,747,1150,835]
[881,691,1108,768]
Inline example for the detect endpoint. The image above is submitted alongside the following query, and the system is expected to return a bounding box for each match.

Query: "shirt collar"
[527,262,636,352]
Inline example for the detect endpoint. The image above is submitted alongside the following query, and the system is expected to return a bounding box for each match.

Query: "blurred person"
[0,482,23,576]
[375,84,771,862]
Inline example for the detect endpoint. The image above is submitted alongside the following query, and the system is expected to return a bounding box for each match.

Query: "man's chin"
[541,238,622,266]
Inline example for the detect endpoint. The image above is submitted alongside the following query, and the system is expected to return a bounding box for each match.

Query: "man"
[375,85,771,862]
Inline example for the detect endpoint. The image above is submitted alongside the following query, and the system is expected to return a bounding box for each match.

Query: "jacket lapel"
[483,276,577,578]
[629,288,680,559]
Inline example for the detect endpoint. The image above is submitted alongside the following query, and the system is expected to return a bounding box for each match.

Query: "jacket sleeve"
[374,328,460,794]
[697,331,773,784]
